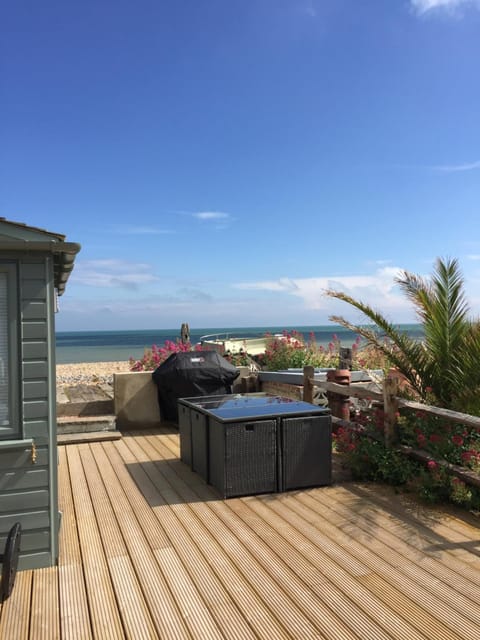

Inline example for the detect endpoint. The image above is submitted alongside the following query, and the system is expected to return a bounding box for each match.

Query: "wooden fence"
[302,366,480,489]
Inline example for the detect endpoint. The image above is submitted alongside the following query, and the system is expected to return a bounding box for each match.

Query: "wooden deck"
[1,427,480,639]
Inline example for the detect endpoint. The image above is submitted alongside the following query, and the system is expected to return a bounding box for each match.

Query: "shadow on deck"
[1,427,480,639]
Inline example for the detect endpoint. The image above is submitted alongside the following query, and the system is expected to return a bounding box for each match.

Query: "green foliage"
[326,258,480,414]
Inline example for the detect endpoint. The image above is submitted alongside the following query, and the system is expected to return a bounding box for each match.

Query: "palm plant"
[326,258,480,413]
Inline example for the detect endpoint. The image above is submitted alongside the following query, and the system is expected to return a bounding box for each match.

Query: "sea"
[55,324,424,364]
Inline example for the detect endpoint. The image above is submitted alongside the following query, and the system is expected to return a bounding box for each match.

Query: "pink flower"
[452,435,464,447]
[427,460,438,471]
[417,433,426,446]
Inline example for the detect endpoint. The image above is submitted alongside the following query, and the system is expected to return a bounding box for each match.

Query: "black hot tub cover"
[152,350,239,422]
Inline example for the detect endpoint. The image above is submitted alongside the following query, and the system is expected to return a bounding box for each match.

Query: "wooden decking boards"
[2,427,480,639]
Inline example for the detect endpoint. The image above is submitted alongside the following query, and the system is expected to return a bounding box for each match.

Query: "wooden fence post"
[339,347,352,370]
[303,366,315,404]
[180,322,190,344]
[383,376,399,448]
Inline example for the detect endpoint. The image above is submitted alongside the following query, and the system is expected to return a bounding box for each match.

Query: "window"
[0,265,18,439]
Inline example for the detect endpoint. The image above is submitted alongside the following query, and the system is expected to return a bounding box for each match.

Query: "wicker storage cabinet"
[280,415,331,490]
[208,418,277,498]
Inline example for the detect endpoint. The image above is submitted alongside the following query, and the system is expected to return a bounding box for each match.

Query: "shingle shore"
[56,361,132,387]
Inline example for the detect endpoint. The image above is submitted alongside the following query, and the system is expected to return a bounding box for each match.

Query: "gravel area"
[56,361,132,387]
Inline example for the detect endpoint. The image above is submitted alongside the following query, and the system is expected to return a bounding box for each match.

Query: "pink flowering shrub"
[334,409,417,485]
[257,330,325,371]
[258,330,391,372]
[129,340,204,371]
[334,404,480,509]
[129,340,253,371]
[399,410,480,472]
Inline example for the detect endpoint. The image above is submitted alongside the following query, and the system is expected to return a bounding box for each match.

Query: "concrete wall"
[114,371,162,428]
[113,367,253,428]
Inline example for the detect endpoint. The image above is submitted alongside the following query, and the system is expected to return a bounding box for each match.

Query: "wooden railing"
[302,366,480,489]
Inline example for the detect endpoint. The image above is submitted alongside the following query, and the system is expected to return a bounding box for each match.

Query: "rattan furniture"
[177,394,331,498]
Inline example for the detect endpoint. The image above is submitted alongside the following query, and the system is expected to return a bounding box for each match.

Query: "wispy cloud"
[411,0,480,15]
[466,254,480,261]
[431,160,480,173]
[193,211,230,221]
[71,259,158,290]
[191,210,232,230]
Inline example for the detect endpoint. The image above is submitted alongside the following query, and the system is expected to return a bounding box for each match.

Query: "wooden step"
[57,431,122,445]
[57,414,116,435]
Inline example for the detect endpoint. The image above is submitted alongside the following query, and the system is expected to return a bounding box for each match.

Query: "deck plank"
[295,489,480,622]
[0,570,32,639]
[104,439,257,640]
[266,492,478,639]
[115,436,292,639]
[90,442,224,640]
[57,446,93,640]
[77,444,159,640]
[138,432,382,640]
[4,429,480,640]
[141,432,424,640]
[66,445,126,640]
[136,434,344,640]
[30,567,60,640]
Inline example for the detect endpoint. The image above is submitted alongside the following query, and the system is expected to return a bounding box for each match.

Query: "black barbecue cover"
[152,350,239,422]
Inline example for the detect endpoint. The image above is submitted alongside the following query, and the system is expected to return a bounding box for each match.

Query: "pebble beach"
[56,360,132,387]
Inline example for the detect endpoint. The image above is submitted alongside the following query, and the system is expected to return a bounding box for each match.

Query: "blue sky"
[2,0,480,332]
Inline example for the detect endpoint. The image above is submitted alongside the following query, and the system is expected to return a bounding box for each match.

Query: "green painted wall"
[0,255,58,570]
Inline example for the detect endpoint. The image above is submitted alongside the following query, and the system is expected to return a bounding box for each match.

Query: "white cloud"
[234,267,413,318]
[71,259,158,290]
[411,0,480,14]
[193,211,230,221]
[57,261,480,331]
[432,160,480,172]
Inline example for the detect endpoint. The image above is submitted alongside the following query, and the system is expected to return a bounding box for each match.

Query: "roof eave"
[0,240,81,295]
